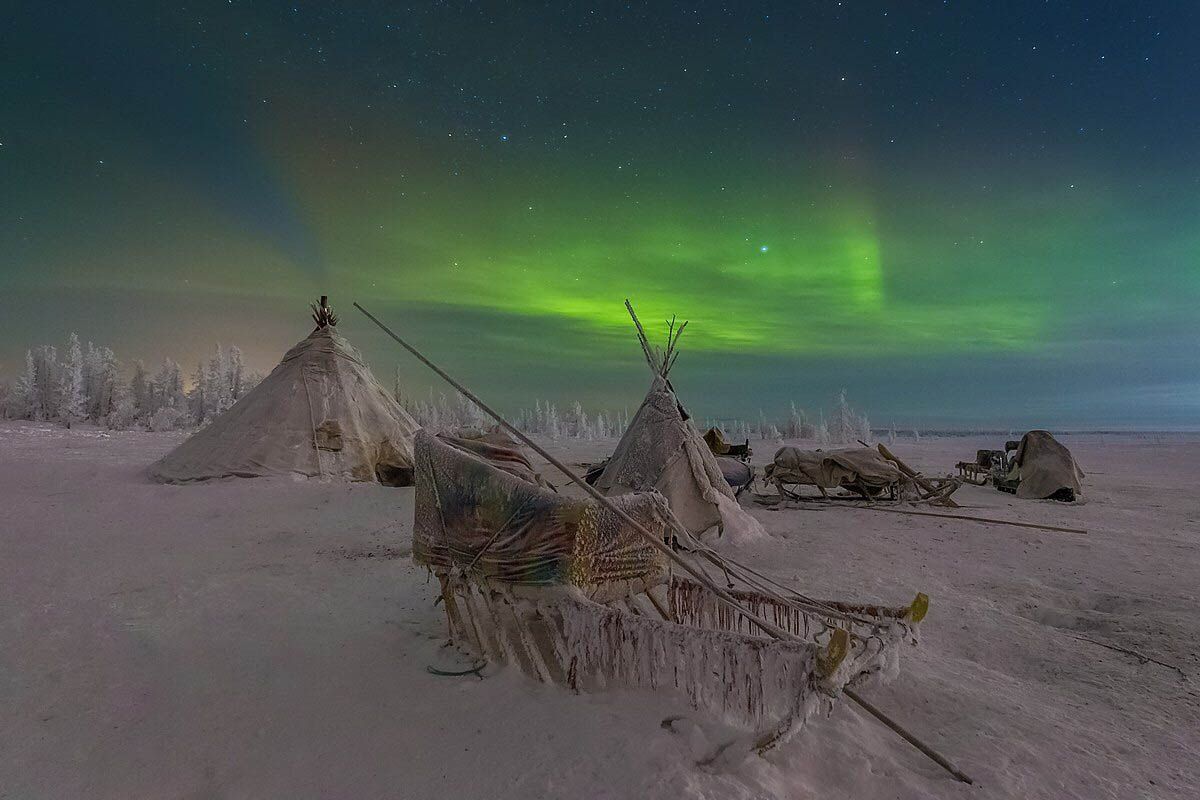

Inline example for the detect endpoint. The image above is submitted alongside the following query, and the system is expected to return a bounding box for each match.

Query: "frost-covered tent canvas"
[149,298,419,485]
[594,304,764,540]
[1008,429,1086,501]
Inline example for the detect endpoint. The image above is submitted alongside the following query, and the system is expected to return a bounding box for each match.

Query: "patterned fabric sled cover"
[413,430,670,590]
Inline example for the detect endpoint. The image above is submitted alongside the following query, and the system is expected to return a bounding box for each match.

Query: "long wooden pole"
[860,506,1087,535]
[354,301,974,785]
[844,688,974,785]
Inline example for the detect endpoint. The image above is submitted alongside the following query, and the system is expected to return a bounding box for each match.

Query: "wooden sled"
[414,429,925,753]
[434,569,925,753]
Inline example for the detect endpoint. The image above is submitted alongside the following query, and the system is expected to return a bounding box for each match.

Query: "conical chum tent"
[594,302,765,541]
[149,297,419,485]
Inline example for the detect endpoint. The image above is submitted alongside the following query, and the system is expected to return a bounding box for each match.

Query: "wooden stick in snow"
[1070,634,1187,678]
[844,688,974,785]
[859,506,1087,535]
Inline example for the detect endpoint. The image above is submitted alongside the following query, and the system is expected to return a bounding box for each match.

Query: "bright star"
[760,245,769,252]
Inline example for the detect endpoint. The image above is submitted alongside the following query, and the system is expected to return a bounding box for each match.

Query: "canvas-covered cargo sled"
[998,430,1085,501]
[764,445,960,504]
[764,446,901,499]
[413,430,926,753]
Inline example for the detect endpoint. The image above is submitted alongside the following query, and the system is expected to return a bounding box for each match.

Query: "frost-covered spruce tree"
[815,416,830,446]
[785,403,805,438]
[82,341,100,421]
[14,350,36,420]
[104,375,136,430]
[857,413,872,444]
[227,346,245,401]
[208,345,233,418]
[830,389,854,444]
[189,361,207,425]
[241,370,263,394]
[60,333,87,426]
[89,347,120,422]
[26,346,57,422]
[148,360,186,421]
[130,360,149,420]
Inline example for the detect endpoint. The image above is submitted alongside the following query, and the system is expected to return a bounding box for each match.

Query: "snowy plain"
[1,422,1197,799]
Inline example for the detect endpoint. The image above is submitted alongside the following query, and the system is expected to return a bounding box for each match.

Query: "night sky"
[3,2,1198,428]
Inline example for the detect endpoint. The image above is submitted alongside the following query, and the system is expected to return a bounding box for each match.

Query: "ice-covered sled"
[413,430,926,752]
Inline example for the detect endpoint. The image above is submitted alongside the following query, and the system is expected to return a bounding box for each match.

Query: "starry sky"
[3,1,1198,428]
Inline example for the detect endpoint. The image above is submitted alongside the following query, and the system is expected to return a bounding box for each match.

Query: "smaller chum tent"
[1008,430,1084,500]
[594,303,764,541]
[149,298,419,485]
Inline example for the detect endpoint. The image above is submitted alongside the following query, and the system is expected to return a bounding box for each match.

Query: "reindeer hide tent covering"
[149,326,419,485]
[595,376,764,540]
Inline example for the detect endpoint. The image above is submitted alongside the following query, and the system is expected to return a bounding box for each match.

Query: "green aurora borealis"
[3,2,1198,427]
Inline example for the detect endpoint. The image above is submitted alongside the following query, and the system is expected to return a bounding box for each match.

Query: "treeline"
[1,339,890,444]
[398,380,885,445]
[707,390,876,445]
[0,333,262,431]
[397,383,632,440]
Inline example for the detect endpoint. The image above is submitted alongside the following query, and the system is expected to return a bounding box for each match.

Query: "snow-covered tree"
[91,347,121,422]
[130,360,149,418]
[226,346,245,402]
[149,405,185,432]
[149,359,186,419]
[104,373,136,429]
[783,402,816,439]
[815,415,830,446]
[13,350,36,420]
[4,337,261,430]
[28,345,59,422]
[60,334,86,426]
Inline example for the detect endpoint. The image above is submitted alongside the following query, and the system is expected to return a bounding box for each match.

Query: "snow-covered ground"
[2,421,1197,799]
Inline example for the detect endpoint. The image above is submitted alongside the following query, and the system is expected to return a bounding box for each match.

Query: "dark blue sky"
[2,2,1198,427]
